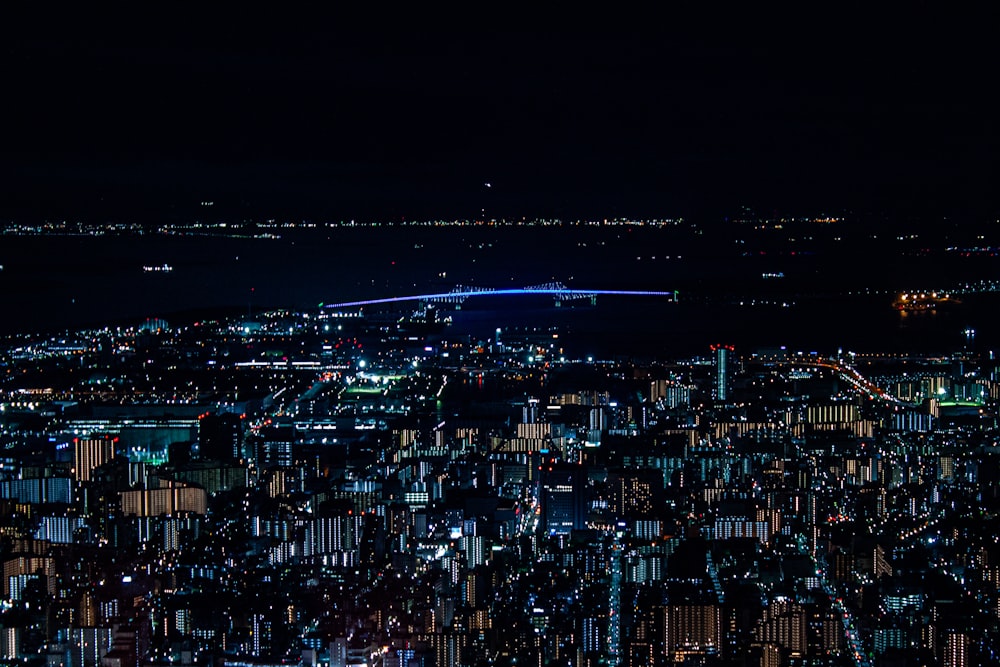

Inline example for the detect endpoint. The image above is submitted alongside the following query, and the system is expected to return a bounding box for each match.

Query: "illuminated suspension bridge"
[322,282,679,309]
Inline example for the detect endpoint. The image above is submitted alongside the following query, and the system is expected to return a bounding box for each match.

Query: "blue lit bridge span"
[322,282,678,309]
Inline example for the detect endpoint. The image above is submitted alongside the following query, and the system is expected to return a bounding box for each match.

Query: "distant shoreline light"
[0,217,687,235]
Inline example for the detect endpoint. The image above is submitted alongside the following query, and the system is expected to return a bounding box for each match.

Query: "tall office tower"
[588,407,607,431]
[250,613,273,657]
[0,627,19,662]
[755,598,807,659]
[711,344,735,403]
[943,630,969,667]
[522,398,540,423]
[609,468,664,518]
[662,585,722,662]
[73,437,116,482]
[198,412,244,462]
[260,422,295,468]
[540,462,587,535]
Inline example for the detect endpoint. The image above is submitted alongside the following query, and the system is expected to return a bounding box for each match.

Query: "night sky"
[1,13,997,223]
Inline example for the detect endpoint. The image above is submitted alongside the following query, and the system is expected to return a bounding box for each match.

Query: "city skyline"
[1,14,999,666]
[0,296,997,664]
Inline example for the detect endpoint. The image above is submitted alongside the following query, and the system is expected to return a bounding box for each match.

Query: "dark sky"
[1,13,997,223]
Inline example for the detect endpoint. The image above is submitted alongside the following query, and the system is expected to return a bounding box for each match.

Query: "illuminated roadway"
[323,285,678,309]
[608,534,623,665]
[783,357,909,405]
[796,536,871,667]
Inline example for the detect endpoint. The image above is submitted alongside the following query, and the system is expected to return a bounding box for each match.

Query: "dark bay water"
[447,295,992,359]
[1,228,998,357]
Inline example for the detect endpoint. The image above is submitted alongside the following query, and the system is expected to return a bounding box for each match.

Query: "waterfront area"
[0,294,998,665]
[3,14,998,665]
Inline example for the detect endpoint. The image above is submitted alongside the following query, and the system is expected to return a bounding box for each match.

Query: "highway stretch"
[322,282,679,309]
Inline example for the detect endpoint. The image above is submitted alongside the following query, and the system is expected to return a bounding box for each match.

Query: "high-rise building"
[522,397,540,423]
[119,484,208,517]
[74,437,117,482]
[580,615,605,655]
[260,422,295,468]
[711,344,735,403]
[609,468,663,518]
[0,627,19,661]
[541,463,587,535]
[943,630,969,667]
[198,412,244,462]
[2,556,56,597]
[755,598,806,659]
[250,613,273,657]
[589,407,607,431]
[70,628,112,667]
[1,477,73,504]
[663,595,721,660]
